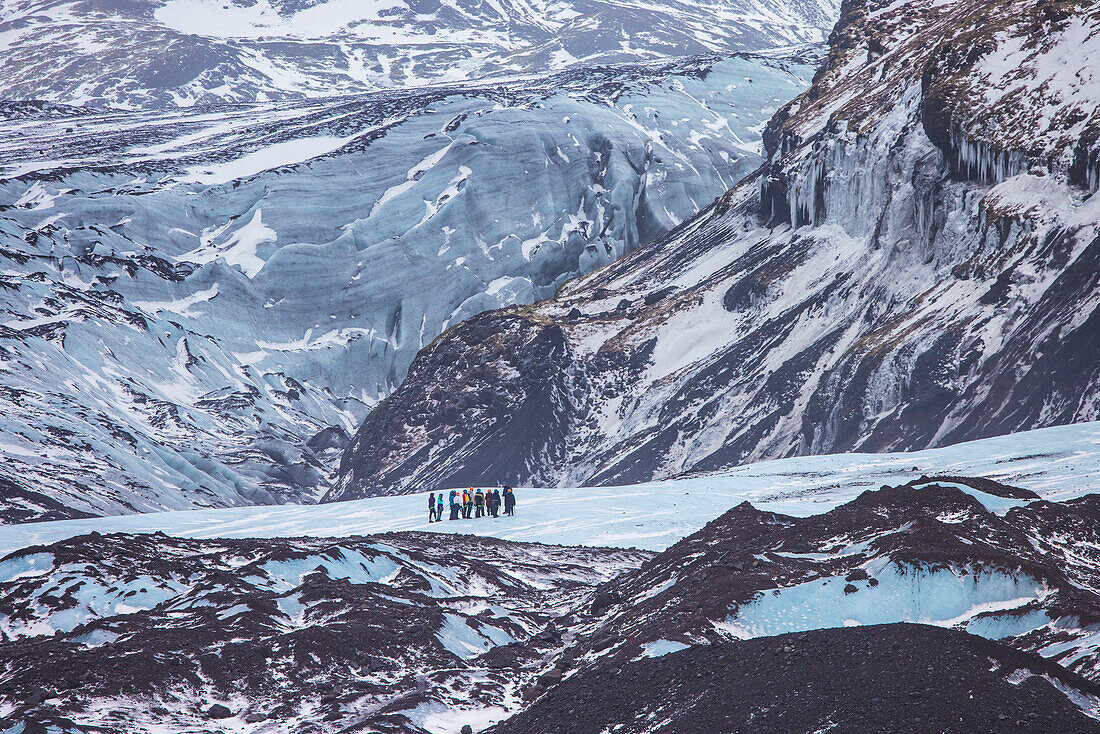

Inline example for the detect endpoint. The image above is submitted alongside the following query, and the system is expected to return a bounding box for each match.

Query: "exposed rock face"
[488,481,1100,732]
[554,480,1100,682]
[0,0,837,108]
[0,53,816,522]
[333,0,1100,498]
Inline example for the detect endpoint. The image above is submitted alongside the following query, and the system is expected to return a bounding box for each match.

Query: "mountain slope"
[0,53,814,523]
[332,0,1100,499]
[492,480,1100,731]
[556,480,1100,681]
[0,0,836,108]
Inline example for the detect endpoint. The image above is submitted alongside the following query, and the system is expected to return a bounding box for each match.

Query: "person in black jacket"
[428,492,437,523]
[490,488,501,518]
[474,489,486,518]
[503,486,516,516]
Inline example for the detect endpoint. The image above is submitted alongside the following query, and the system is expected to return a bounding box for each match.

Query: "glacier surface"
[2,420,1098,555]
[0,53,815,522]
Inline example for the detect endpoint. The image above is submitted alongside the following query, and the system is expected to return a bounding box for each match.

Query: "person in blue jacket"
[449,489,459,520]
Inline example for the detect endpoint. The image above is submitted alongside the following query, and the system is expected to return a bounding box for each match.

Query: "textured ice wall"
[0,54,815,520]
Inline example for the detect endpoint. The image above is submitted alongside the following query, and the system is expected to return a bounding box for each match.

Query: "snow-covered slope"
[0,53,815,523]
[3,421,1099,556]
[332,0,1100,498]
[0,0,836,108]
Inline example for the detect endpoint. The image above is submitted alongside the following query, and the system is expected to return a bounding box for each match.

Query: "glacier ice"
[0,53,816,521]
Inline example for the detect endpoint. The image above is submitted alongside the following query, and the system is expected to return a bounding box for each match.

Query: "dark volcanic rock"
[333,310,586,497]
[8,479,1100,731]
[0,530,648,733]
[487,624,1100,734]
[206,704,233,719]
[912,475,1040,499]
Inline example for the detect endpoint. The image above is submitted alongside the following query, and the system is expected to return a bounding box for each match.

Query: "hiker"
[462,489,473,519]
[428,492,437,523]
[436,493,444,522]
[490,488,501,518]
[449,489,459,520]
[503,486,515,516]
[474,488,486,518]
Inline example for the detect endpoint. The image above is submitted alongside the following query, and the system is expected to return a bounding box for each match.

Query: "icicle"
[949,122,1025,186]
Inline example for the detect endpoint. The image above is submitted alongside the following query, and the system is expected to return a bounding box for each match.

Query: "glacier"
[0,52,816,522]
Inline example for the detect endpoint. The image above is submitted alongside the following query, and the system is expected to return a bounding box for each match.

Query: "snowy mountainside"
[0,0,837,108]
[0,53,814,523]
[332,0,1100,498]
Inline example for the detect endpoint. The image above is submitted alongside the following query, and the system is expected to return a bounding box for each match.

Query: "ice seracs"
[332,0,1100,498]
[0,53,814,522]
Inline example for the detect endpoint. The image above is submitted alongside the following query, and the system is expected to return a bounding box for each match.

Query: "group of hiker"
[427,486,515,522]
